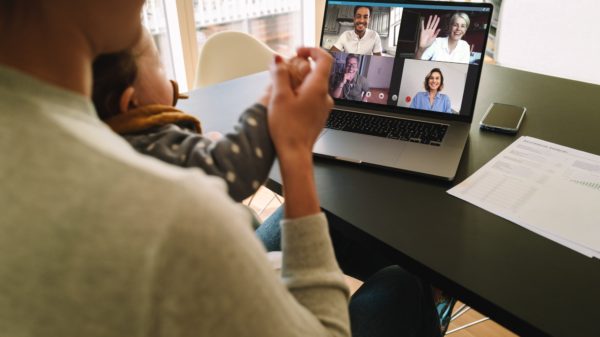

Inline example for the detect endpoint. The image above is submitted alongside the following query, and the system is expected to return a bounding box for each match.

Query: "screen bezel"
[320,0,494,124]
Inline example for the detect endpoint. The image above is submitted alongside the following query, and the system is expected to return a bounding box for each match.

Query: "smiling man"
[330,54,370,101]
[330,6,383,56]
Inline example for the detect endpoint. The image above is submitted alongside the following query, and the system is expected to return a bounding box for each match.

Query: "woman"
[0,0,346,335]
[416,12,471,64]
[0,1,441,336]
[410,68,452,113]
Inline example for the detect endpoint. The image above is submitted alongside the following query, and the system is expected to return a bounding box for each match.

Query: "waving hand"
[419,15,441,50]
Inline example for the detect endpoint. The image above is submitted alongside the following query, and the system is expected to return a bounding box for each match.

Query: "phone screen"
[480,103,526,133]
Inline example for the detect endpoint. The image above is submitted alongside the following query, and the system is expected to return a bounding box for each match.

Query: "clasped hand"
[267,48,334,156]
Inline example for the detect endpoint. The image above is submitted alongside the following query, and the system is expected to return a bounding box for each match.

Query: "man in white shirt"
[330,6,383,56]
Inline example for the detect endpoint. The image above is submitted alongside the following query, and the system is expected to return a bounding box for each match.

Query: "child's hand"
[204,131,223,141]
[259,55,309,106]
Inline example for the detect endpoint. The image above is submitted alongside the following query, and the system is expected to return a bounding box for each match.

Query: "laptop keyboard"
[325,110,448,146]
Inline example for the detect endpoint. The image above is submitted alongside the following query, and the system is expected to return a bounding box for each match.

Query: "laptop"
[315,0,493,180]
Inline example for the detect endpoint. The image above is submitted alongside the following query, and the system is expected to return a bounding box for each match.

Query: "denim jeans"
[256,206,441,337]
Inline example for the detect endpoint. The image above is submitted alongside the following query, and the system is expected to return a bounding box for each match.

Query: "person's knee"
[349,266,428,337]
[355,265,422,303]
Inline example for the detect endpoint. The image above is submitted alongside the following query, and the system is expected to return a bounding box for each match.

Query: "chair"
[445,303,489,335]
[193,31,283,215]
[495,0,600,85]
[193,30,278,88]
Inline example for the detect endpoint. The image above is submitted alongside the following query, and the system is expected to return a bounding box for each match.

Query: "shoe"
[433,288,457,335]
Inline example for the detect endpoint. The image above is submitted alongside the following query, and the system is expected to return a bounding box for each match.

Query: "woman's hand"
[258,56,310,107]
[418,15,440,51]
[267,47,333,157]
[267,47,334,218]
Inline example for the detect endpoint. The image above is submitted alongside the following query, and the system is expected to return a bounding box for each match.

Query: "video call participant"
[410,68,452,113]
[416,12,471,64]
[330,6,383,56]
[331,54,370,102]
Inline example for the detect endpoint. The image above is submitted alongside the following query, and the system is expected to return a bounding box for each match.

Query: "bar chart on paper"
[570,180,600,190]
[567,160,600,190]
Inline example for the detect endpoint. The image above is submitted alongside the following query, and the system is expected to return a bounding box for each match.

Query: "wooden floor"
[245,186,518,337]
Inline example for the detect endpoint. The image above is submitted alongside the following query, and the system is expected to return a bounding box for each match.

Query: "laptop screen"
[321,0,493,122]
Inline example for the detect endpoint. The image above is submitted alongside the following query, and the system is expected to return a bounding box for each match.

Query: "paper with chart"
[448,136,600,258]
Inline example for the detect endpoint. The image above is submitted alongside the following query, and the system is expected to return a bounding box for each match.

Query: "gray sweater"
[0,65,350,337]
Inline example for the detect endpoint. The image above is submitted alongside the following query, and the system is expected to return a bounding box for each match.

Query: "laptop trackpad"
[314,130,406,167]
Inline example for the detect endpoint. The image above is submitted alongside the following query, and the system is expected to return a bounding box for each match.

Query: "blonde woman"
[416,12,471,63]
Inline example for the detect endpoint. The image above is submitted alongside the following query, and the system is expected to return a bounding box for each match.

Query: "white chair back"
[194,31,277,89]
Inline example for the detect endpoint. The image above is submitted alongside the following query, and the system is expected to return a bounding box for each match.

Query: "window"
[390,7,403,48]
[142,0,176,80]
[193,0,302,56]
[142,0,309,92]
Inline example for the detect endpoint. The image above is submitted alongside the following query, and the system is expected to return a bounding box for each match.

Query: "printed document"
[448,136,600,258]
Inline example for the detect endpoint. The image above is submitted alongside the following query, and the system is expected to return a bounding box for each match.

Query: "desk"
[178,64,600,337]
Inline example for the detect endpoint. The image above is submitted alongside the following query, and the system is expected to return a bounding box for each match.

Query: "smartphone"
[480,103,526,134]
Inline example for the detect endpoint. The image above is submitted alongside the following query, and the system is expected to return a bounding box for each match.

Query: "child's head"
[92,50,137,120]
[130,28,174,107]
[92,27,175,120]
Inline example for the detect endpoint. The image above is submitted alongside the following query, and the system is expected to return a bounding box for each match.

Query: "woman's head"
[1,0,146,98]
[424,68,444,92]
[71,0,146,54]
[448,12,470,42]
[8,0,146,55]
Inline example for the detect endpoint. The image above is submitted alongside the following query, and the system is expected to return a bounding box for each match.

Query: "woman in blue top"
[410,68,452,113]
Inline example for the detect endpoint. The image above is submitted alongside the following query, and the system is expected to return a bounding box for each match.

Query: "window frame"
[160,0,315,92]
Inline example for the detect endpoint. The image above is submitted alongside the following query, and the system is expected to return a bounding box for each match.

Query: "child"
[93,28,308,201]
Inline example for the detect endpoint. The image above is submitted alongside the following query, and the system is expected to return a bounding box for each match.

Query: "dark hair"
[0,0,15,10]
[353,5,372,16]
[92,51,138,121]
[424,68,444,92]
[345,54,359,64]
[0,0,16,24]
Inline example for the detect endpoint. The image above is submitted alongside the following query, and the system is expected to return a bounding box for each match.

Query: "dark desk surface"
[178,64,600,337]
